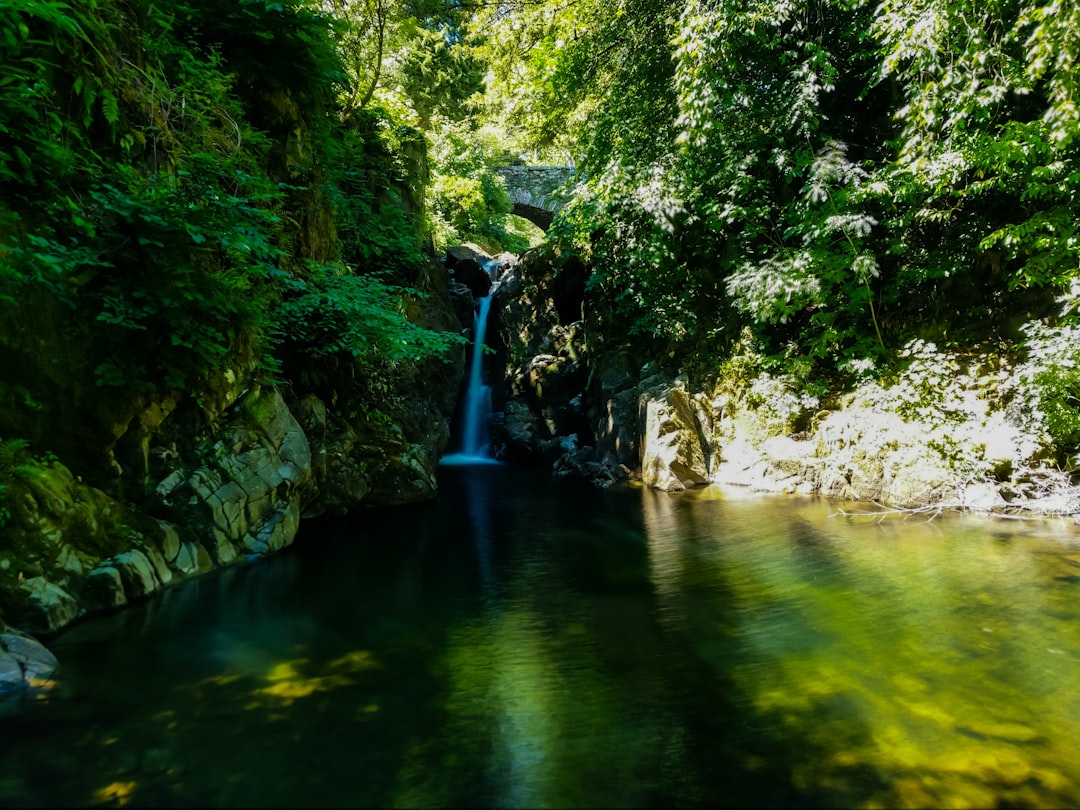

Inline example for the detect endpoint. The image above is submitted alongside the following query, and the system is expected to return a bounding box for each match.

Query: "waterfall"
[442,272,500,466]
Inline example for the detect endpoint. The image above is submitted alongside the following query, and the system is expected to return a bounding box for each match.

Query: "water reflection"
[651,488,1080,809]
[461,467,497,597]
[2,474,1080,807]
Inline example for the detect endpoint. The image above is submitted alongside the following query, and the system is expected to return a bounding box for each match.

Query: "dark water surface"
[3,466,1080,807]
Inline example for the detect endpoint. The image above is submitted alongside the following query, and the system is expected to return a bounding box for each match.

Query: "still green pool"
[2,465,1080,807]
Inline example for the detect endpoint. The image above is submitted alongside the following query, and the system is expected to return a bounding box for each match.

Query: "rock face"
[299,256,466,515]
[0,254,466,693]
[0,460,126,635]
[491,248,591,466]
[710,403,971,507]
[448,281,475,333]
[491,247,709,488]
[0,386,311,638]
[156,387,311,560]
[490,251,1038,510]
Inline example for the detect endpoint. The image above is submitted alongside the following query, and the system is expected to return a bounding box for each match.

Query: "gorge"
[4,0,1080,806]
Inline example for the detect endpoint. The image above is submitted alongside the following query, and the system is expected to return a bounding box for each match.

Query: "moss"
[239,387,277,427]
[0,459,126,576]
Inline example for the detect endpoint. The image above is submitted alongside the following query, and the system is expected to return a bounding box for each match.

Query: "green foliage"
[553,159,704,344]
[519,0,896,371]
[479,0,1080,433]
[331,0,479,127]
[3,152,288,391]
[431,175,491,233]
[0,0,475,478]
[400,27,485,127]
[745,372,822,436]
[478,214,546,256]
[172,0,346,116]
[0,0,323,395]
[0,0,117,195]
[272,263,466,395]
[0,437,39,529]
[474,0,679,165]
[426,119,518,251]
[1012,320,1080,464]
[326,115,429,280]
[887,340,969,426]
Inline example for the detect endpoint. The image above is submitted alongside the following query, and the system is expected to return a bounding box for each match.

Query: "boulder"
[366,442,440,505]
[493,264,523,302]
[12,577,79,635]
[0,652,22,694]
[494,401,543,462]
[83,565,127,611]
[0,629,58,716]
[488,252,518,281]
[446,246,494,299]
[173,542,213,577]
[0,630,59,714]
[640,386,711,491]
[111,550,161,600]
[158,521,181,564]
[451,259,491,299]
[448,281,475,332]
[0,633,57,680]
[525,354,585,413]
[551,439,626,488]
[594,386,641,469]
[445,244,490,268]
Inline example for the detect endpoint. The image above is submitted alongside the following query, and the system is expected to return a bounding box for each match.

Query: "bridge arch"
[495,165,576,230]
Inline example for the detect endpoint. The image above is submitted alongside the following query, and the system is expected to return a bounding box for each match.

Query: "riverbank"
[485,248,1080,521]
[632,341,1080,521]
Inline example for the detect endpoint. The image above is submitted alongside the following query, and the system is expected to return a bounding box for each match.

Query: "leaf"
[101,88,119,126]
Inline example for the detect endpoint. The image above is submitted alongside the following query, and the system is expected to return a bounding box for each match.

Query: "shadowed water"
[2,467,1080,807]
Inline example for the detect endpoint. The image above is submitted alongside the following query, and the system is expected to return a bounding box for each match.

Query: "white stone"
[640,388,709,491]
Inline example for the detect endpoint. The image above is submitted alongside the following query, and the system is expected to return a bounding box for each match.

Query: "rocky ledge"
[0,256,469,703]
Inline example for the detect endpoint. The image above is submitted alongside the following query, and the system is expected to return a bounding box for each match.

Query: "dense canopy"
[4,0,1080,475]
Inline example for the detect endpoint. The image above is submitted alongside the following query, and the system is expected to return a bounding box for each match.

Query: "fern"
[101,87,119,127]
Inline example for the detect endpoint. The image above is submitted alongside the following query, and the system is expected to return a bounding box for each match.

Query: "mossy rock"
[0,458,131,628]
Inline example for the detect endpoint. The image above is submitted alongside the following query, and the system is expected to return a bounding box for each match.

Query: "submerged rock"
[0,631,58,710]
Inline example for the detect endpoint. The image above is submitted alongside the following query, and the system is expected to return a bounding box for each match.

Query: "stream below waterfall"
[3,466,1080,807]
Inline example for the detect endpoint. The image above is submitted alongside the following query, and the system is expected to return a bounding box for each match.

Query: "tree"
[473,0,1080,372]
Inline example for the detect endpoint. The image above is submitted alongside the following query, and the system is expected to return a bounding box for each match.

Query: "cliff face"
[0,1,468,702]
[0,255,464,701]
[0,261,465,605]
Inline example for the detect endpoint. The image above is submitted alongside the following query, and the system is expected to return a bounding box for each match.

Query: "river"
[2,465,1080,807]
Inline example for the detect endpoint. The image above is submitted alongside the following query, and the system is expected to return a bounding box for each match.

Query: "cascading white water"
[459,293,494,455]
[441,269,501,466]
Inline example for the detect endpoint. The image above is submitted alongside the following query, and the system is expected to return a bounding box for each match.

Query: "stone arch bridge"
[495,165,576,230]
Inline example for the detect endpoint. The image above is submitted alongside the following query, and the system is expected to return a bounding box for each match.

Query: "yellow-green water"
[2,466,1079,807]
